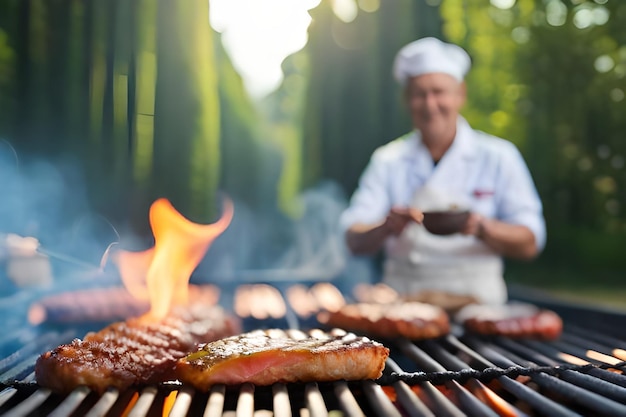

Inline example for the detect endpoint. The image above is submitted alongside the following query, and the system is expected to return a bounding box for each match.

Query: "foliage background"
[0,0,625,296]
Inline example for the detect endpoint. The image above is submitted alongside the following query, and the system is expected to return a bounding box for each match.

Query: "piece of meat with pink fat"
[175,328,390,391]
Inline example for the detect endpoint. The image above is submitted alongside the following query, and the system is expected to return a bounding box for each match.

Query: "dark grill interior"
[1,284,626,417]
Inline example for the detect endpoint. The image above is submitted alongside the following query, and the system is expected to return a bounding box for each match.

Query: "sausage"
[455,303,563,340]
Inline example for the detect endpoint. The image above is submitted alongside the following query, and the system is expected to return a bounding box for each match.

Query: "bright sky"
[209,0,322,99]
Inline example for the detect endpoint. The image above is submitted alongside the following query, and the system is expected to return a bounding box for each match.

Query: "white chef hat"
[392,37,471,85]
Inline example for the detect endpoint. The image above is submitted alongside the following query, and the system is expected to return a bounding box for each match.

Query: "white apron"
[382,131,507,305]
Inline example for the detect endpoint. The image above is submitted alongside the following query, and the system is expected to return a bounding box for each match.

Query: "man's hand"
[461,213,539,260]
[461,212,484,237]
[345,207,423,255]
[385,207,424,236]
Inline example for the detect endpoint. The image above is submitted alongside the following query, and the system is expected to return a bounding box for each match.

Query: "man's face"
[405,73,466,140]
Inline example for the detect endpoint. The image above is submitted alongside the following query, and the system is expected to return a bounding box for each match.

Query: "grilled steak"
[28,284,220,325]
[35,305,241,394]
[176,328,389,390]
[318,302,450,340]
[455,302,563,340]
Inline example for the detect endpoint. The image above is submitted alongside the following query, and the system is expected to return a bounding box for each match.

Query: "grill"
[1,283,626,417]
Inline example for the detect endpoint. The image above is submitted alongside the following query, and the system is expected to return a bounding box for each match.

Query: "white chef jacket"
[339,117,546,304]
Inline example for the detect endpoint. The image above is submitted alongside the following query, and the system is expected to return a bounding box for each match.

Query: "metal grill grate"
[1,286,626,416]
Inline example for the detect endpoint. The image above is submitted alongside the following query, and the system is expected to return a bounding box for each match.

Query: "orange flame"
[113,197,233,321]
[115,247,154,301]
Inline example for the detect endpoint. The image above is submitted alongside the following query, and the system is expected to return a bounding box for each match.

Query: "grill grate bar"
[391,381,436,417]
[333,381,365,417]
[495,338,558,366]
[0,387,17,409]
[127,386,158,417]
[584,367,626,389]
[396,339,446,373]
[393,340,466,416]
[523,339,610,368]
[0,388,51,417]
[445,335,498,368]
[399,339,505,416]
[468,340,582,417]
[385,358,435,417]
[419,343,498,417]
[0,329,75,375]
[236,383,255,416]
[417,379,466,417]
[169,387,194,417]
[48,385,90,417]
[561,342,611,366]
[422,339,523,417]
[272,383,292,417]
[422,339,477,372]
[204,385,226,417]
[530,371,626,416]
[567,325,626,352]
[562,332,622,359]
[555,337,626,371]
[449,331,570,415]
[498,375,578,417]
[361,381,402,417]
[508,336,623,372]
[555,341,625,371]
[84,388,119,417]
[558,369,626,403]
[304,382,328,417]
[486,339,626,416]
[0,354,39,382]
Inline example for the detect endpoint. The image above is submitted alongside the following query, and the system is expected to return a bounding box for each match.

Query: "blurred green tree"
[0,0,272,242]
[451,0,626,271]
[298,0,626,274]
[301,0,443,196]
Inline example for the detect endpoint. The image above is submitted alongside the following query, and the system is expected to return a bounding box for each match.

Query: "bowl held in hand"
[422,210,470,235]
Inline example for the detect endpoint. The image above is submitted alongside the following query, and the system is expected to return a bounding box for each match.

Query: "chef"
[339,37,546,304]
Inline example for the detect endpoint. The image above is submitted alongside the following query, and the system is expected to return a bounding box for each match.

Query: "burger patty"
[317,302,450,340]
[176,328,389,391]
[35,305,241,394]
[455,302,563,340]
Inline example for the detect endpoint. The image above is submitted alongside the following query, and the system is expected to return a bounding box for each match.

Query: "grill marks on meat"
[35,305,240,394]
[317,302,450,340]
[176,329,389,391]
[455,302,563,340]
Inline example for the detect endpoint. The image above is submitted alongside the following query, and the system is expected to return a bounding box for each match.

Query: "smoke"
[0,141,118,277]
[0,139,378,297]
[197,180,378,293]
